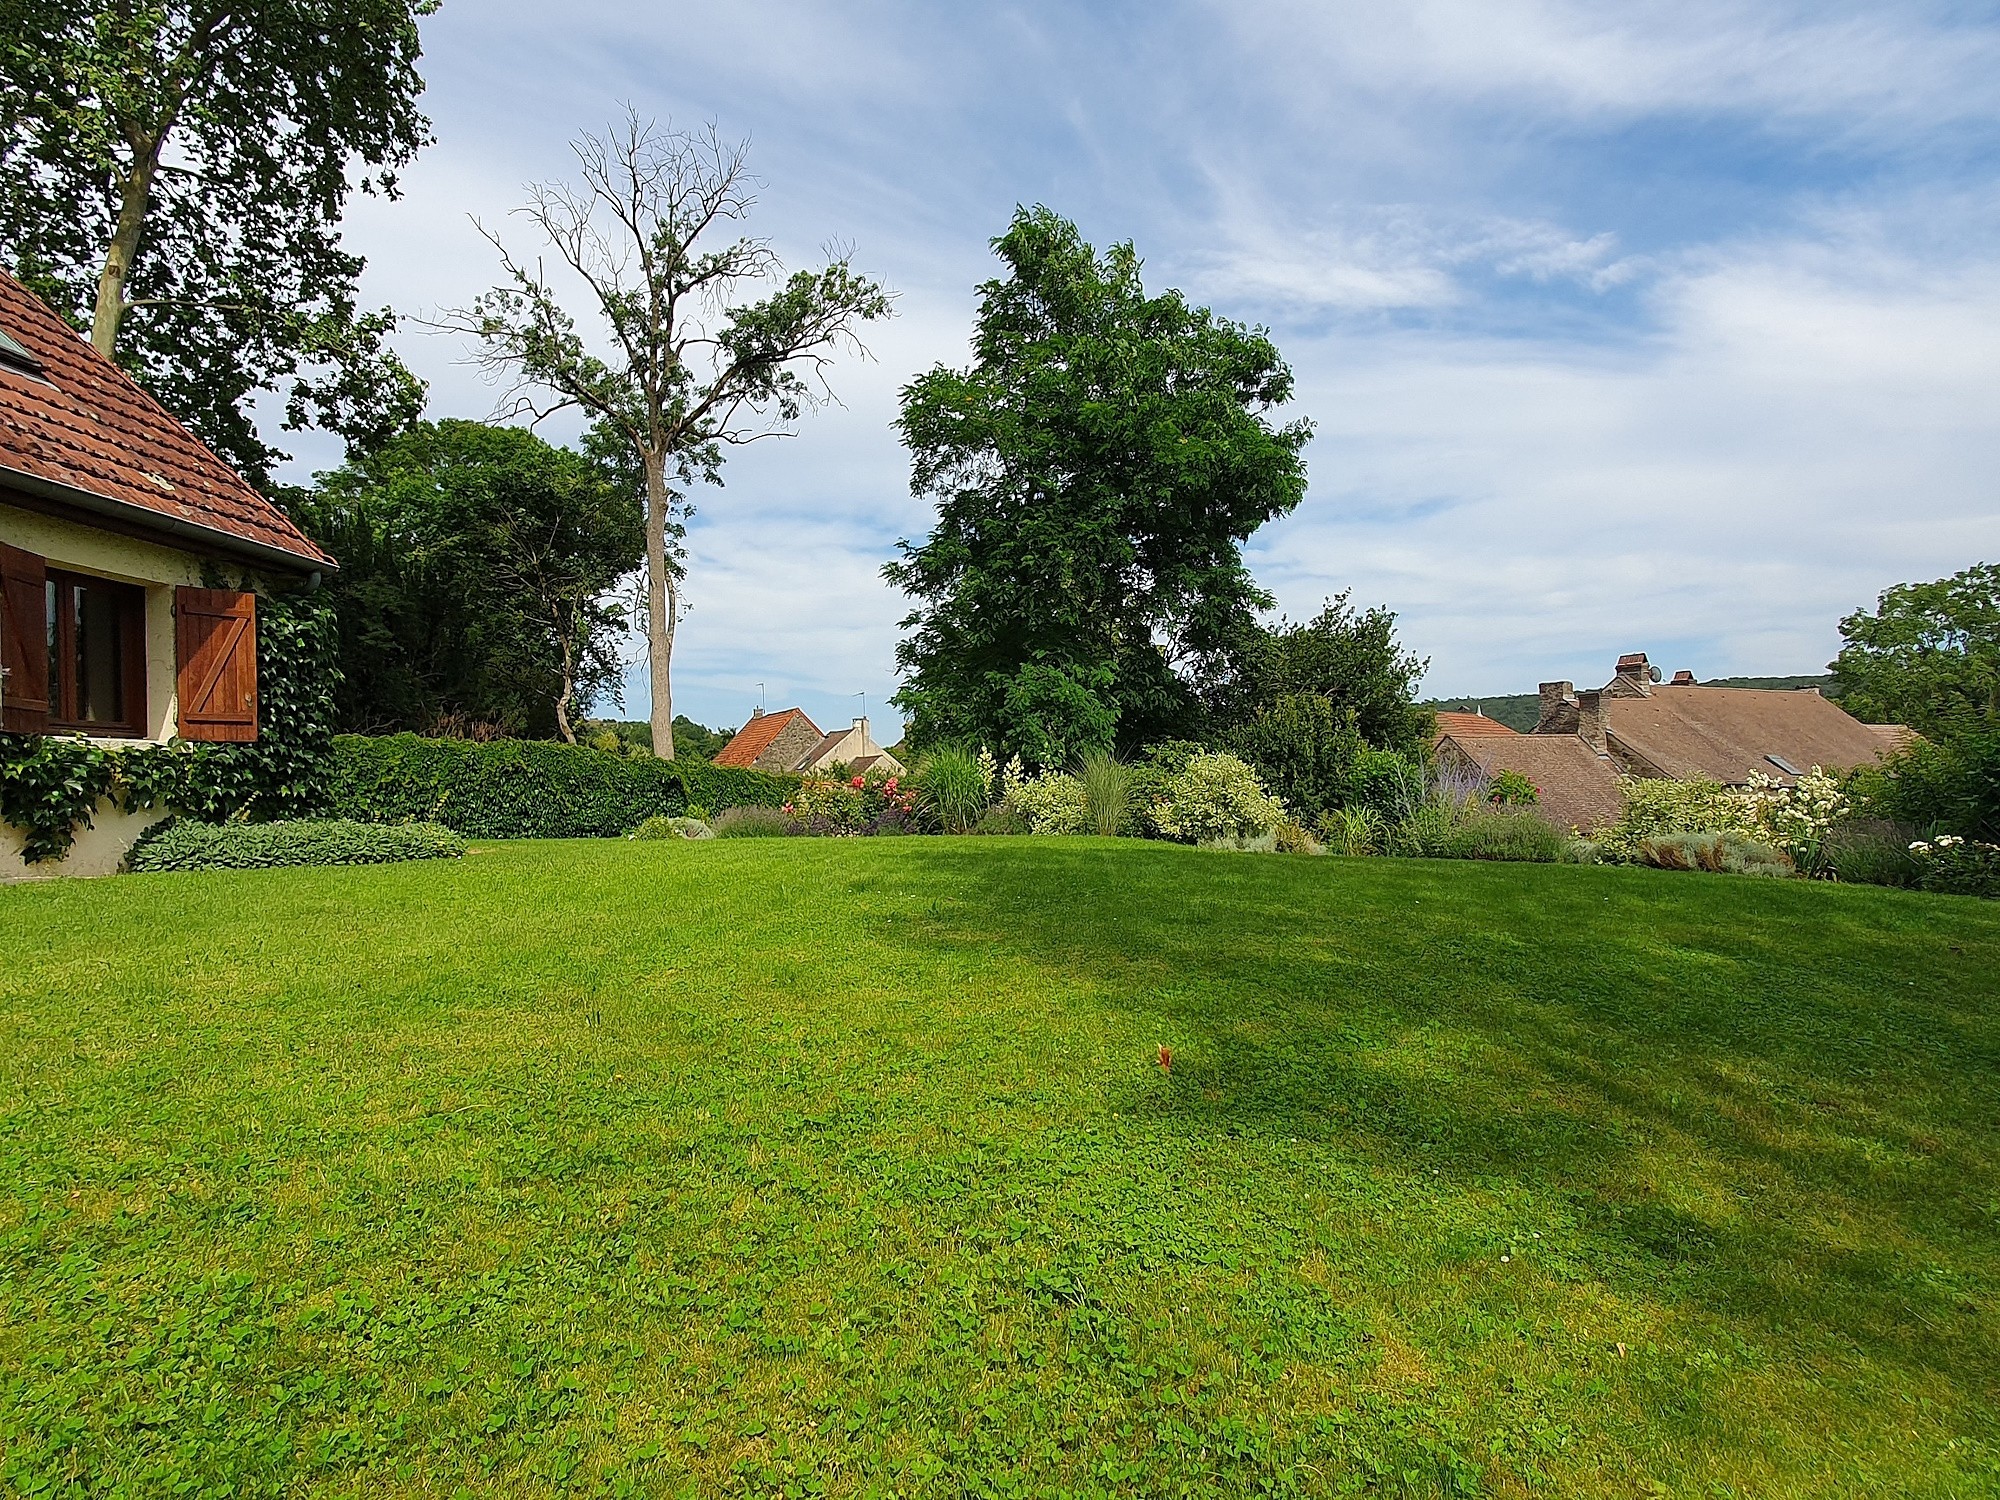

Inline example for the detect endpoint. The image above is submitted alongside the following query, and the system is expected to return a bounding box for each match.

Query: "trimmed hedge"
[129,818,466,872]
[328,734,793,839]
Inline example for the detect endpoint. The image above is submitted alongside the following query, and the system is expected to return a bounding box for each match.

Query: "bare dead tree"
[436,111,892,757]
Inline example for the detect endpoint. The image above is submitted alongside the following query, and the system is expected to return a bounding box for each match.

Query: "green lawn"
[2,840,1997,1498]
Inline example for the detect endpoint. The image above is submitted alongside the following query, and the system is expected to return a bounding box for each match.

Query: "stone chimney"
[1576,689,1608,752]
[852,716,874,754]
[1536,680,1574,732]
[1670,669,1695,686]
[750,706,764,718]
[1612,652,1653,696]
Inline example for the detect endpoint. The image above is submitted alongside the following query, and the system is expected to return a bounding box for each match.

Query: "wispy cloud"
[281,0,2000,728]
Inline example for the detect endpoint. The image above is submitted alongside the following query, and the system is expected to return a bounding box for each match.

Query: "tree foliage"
[288,420,642,740]
[886,207,1312,765]
[1831,563,1998,741]
[438,113,890,756]
[1214,592,1432,751]
[0,0,434,484]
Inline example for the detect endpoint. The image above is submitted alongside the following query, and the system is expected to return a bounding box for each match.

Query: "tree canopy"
[886,206,1312,765]
[289,420,642,740]
[439,113,890,756]
[0,0,434,484]
[1214,592,1432,752]
[1832,563,1998,741]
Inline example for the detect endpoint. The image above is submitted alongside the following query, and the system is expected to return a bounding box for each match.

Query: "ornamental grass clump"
[914,747,991,834]
[1638,831,1793,878]
[1317,804,1383,856]
[1596,777,1764,864]
[712,806,793,838]
[1149,752,1287,844]
[1077,748,1133,836]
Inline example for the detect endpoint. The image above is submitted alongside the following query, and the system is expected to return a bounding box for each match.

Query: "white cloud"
[266,1,2000,727]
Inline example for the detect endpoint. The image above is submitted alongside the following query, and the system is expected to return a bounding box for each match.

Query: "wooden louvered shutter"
[174,587,258,742]
[0,542,49,733]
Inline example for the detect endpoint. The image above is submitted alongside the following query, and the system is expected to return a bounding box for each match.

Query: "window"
[45,569,146,735]
[0,324,43,379]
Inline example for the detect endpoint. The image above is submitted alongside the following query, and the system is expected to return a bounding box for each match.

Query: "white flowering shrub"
[1745,767,1849,879]
[1002,768,1090,835]
[1149,752,1288,843]
[1907,834,2000,898]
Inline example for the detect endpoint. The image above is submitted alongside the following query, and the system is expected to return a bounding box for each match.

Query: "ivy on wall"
[0,586,340,863]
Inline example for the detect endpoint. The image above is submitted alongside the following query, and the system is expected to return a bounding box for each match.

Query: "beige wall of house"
[1,499,207,742]
[1,499,209,880]
[0,798,170,881]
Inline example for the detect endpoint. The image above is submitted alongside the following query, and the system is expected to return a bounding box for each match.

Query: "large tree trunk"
[92,139,164,358]
[642,446,677,759]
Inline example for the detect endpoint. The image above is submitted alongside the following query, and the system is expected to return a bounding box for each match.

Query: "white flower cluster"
[976,746,1026,803]
[1909,834,1967,856]
[1744,766,1849,877]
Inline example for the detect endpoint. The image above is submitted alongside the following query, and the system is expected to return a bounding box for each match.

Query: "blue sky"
[280,0,2000,735]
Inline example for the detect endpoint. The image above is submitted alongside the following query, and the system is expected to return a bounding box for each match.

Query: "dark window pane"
[44,578,61,718]
[74,581,125,725]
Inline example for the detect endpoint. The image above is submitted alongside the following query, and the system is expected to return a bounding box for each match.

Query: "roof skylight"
[0,325,44,377]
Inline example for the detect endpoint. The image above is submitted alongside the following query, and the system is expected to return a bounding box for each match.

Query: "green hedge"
[129,818,466,872]
[328,734,793,839]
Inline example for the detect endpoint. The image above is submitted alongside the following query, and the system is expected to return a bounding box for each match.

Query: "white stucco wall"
[0,798,169,881]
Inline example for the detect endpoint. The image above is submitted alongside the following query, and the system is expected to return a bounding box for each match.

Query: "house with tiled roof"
[713,708,904,776]
[1432,710,1517,743]
[0,270,334,877]
[1436,650,1911,832]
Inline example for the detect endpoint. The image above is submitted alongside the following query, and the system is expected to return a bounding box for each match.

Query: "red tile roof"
[1433,711,1518,742]
[713,708,818,769]
[0,270,332,568]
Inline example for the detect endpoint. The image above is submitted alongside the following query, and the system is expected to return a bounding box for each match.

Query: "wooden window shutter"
[174,587,258,742]
[0,541,49,733]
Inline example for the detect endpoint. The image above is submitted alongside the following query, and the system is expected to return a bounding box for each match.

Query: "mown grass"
[1,839,1996,1498]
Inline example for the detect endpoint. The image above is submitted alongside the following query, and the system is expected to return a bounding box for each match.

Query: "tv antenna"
[756,681,765,713]
[853,690,867,721]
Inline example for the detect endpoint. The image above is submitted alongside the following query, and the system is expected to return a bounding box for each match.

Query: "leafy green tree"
[886,206,1311,764]
[1831,563,1998,740]
[439,113,890,758]
[1225,694,1366,824]
[290,420,642,739]
[1214,592,1432,751]
[0,0,433,484]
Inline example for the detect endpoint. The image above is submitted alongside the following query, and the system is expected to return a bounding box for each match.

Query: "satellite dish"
[1649,665,1663,683]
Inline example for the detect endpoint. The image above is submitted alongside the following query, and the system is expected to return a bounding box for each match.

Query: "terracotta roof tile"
[0,271,331,567]
[1433,711,1518,742]
[713,708,817,769]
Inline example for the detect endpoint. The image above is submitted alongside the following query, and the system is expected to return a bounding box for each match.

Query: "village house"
[1435,651,1911,833]
[712,707,906,776]
[0,271,336,877]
